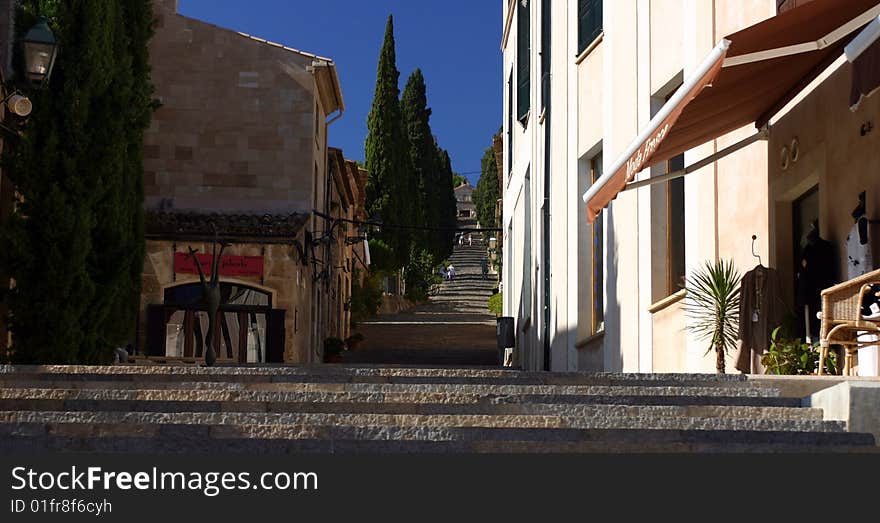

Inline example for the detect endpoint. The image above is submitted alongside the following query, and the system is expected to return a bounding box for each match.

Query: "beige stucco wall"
[769,61,880,307]
[577,45,604,157]
[140,239,312,363]
[650,297,687,372]
[649,0,684,95]
[145,0,325,214]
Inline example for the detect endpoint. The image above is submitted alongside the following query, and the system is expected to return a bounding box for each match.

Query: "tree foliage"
[401,69,436,263]
[364,15,413,271]
[473,146,500,229]
[435,147,457,261]
[1,0,155,364]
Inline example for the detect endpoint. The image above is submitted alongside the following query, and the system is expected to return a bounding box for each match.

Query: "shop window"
[666,154,686,295]
[590,152,605,333]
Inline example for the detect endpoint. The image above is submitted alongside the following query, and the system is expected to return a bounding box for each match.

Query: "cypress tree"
[474,146,500,230]
[401,69,438,257]
[365,15,412,270]
[436,147,457,261]
[1,0,154,363]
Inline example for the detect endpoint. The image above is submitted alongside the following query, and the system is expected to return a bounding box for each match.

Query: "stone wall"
[145,0,325,214]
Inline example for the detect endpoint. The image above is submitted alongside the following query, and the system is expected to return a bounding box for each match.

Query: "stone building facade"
[454,183,476,219]
[139,0,348,364]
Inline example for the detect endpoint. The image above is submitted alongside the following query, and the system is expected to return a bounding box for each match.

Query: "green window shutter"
[578,0,603,54]
[517,0,530,122]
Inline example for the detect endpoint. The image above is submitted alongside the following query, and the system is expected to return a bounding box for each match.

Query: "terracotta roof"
[145,211,309,242]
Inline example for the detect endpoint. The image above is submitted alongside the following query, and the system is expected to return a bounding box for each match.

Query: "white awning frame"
[621,127,769,192]
[581,39,731,205]
[723,4,880,67]
[845,14,880,61]
[582,2,880,210]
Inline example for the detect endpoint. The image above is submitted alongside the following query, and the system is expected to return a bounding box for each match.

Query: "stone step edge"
[0,366,759,382]
[3,437,875,454]
[0,382,784,397]
[0,411,849,433]
[0,387,796,402]
[0,399,823,421]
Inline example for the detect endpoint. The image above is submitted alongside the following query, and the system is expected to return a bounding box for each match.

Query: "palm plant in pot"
[684,259,742,374]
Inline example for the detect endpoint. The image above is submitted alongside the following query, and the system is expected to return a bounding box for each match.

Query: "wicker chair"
[818,267,880,375]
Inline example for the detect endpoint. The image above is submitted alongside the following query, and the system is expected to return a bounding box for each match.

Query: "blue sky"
[178,0,502,185]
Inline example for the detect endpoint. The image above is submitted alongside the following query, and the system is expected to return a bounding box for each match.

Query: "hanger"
[751,235,763,268]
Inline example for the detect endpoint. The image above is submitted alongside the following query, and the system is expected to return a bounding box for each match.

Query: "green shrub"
[350,269,383,324]
[761,326,839,375]
[488,292,502,316]
[404,248,441,302]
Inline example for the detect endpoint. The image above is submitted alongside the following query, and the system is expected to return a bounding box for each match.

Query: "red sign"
[174,252,264,278]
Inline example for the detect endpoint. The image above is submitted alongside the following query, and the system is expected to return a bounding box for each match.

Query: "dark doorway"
[792,185,820,339]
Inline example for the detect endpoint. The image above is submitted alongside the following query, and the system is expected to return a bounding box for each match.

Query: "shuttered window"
[578,0,603,55]
[516,0,530,122]
[540,0,550,111]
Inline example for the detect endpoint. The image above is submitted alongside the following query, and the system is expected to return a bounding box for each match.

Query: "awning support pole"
[622,126,769,192]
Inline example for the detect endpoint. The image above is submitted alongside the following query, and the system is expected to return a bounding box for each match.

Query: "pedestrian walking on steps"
[447,263,455,281]
[480,258,489,280]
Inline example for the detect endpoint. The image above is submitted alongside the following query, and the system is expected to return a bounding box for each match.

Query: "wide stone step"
[0,376,781,398]
[0,410,848,433]
[0,366,777,389]
[0,382,787,401]
[4,431,875,454]
[0,389,820,420]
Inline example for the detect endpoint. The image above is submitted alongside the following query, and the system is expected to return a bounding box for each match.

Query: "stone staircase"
[344,244,499,365]
[0,365,876,453]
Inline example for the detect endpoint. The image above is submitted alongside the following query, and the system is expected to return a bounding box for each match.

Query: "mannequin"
[846,191,872,280]
[847,191,878,376]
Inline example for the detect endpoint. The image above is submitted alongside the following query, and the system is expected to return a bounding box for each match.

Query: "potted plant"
[684,259,742,374]
[345,332,365,351]
[761,326,839,375]
[323,337,345,363]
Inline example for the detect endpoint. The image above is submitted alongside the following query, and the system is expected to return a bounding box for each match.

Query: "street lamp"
[21,16,59,88]
[1,16,59,124]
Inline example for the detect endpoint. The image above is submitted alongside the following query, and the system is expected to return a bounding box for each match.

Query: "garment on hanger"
[735,264,786,374]
[796,228,836,340]
[845,218,872,279]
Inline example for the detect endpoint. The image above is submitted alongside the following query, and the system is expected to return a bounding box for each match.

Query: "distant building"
[454,182,476,219]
